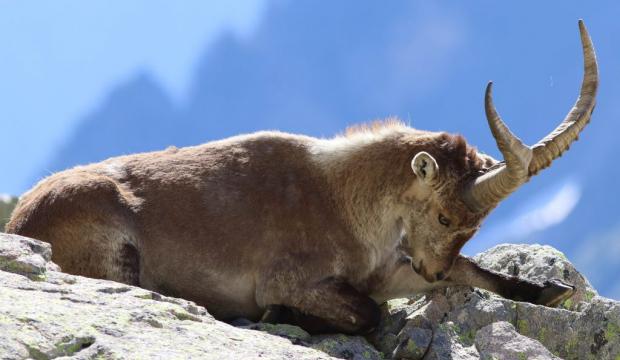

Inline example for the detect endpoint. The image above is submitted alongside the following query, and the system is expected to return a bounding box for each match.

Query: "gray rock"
[238,320,383,359]
[424,321,480,360]
[0,233,59,280]
[241,322,312,343]
[310,334,383,360]
[368,296,427,354]
[474,243,596,311]
[511,297,620,359]
[375,244,620,360]
[391,325,432,360]
[475,321,560,360]
[2,232,620,360]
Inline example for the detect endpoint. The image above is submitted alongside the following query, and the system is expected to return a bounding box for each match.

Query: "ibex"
[7,21,597,334]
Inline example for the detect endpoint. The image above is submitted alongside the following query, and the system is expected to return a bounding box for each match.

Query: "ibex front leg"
[257,272,381,334]
[447,255,574,306]
[372,254,574,307]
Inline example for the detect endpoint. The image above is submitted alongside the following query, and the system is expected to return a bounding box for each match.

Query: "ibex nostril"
[436,271,445,281]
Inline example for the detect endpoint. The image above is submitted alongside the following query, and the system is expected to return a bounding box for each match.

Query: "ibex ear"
[411,152,438,184]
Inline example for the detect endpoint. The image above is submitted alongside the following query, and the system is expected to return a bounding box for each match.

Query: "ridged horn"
[529,20,599,175]
[464,20,598,212]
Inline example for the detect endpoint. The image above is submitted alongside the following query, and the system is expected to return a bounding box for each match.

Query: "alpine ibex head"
[402,20,598,282]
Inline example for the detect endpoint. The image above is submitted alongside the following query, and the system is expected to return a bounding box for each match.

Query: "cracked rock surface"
[1,233,619,359]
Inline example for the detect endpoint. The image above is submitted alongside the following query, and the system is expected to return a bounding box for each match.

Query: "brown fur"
[6,120,571,333]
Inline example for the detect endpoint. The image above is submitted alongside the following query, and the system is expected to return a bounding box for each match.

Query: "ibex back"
[6,21,597,334]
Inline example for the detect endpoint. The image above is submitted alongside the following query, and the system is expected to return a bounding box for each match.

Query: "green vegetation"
[0,195,18,231]
[406,339,418,353]
[517,319,529,334]
[605,322,620,343]
[537,327,546,343]
[565,336,579,354]
[457,328,476,345]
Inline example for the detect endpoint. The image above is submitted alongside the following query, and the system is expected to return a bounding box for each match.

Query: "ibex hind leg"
[258,276,381,335]
[30,211,140,286]
[7,174,141,286]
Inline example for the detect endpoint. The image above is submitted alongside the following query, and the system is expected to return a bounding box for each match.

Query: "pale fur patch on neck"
[307,120,411,273]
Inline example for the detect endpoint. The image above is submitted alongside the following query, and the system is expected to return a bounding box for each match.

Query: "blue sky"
[0,1,266,194]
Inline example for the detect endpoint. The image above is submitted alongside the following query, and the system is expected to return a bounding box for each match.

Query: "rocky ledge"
[0,233,618,359]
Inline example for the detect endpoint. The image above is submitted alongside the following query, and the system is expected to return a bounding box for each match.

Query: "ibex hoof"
[537,279,575,307]
[260,304,285,324]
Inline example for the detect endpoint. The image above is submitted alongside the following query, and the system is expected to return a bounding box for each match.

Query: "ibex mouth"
[411,259,422,275]
[411,260,442,283]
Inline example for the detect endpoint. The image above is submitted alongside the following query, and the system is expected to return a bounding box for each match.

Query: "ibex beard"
[6,21,597,334]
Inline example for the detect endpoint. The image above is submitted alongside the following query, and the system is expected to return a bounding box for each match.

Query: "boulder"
[473,244,596,311]
[372,244,620,359]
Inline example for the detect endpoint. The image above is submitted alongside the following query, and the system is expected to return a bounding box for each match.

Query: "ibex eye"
[438,214,451,227]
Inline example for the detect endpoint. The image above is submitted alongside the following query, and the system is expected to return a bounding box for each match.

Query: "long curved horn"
[529,20,598,175]
[464,20,598,212]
